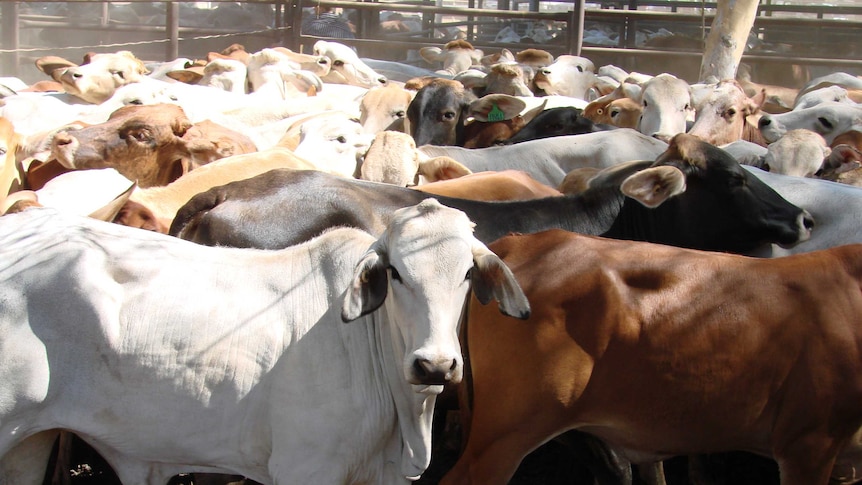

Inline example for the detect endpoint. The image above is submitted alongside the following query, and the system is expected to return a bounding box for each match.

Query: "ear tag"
[487,103,505,122]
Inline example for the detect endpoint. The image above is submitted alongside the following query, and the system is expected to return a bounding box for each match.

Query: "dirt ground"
[55,423,781,485]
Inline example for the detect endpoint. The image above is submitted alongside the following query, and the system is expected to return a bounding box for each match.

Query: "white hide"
[758,102,862,145]
[637,73,692,142]
[763,129,831,177]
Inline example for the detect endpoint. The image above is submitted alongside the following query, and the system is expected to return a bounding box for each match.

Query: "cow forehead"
[384,201,475,256]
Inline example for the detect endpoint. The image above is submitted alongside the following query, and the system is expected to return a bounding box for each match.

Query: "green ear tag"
[487,103,505,122]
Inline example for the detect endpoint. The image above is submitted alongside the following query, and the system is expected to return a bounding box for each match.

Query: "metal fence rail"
[1,0,860,83]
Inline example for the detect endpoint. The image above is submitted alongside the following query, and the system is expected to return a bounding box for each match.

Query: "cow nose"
[758,116,772,129]
[412,357,458,384]
[801,210,815,235]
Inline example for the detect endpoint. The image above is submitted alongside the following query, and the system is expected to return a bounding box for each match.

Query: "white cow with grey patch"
[0,201,528,485]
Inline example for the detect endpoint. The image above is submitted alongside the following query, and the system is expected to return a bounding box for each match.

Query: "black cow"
[171,134,812,255]
[501,106,614,145]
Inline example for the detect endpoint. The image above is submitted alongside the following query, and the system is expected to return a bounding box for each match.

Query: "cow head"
[533,55,596,99]
[342,198,529,387]
[313,40,387,87]
[406,78,477,146]
[637,73,693,142]
[758,102,862,145]
[36,51,149,104]
[50,104,193,188]
[621,133,813,252]
[688,79,763,146]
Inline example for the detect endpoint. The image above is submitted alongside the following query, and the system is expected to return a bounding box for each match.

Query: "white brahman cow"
[0,201,528,485]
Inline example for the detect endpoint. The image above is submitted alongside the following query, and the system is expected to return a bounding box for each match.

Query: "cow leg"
[554,430,634,485]
[0,429,60,485]
[440,422,561,485]
[774,439,839,485]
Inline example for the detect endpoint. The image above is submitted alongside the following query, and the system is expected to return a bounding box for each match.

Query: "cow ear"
[620,166,686,208]
[468,94,526,122]
[419,47,445,63]
[35,56,78,81]
[471,249,530,320]
[342,250,389,322]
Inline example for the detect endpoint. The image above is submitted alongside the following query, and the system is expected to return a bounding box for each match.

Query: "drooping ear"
[342,249,389,322]
[620,165,686,208]
[471,247,530,320]
[467,94,526,122]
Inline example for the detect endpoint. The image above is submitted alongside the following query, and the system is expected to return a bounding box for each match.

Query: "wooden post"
[1,2,19,79]
[569,0,585,56]
[166,2,179,61]
[699,0,759,82]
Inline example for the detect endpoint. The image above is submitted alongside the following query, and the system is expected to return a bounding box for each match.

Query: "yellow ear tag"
[487,103,505,122]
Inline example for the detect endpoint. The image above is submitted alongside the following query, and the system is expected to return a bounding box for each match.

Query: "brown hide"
[442,230,862,485]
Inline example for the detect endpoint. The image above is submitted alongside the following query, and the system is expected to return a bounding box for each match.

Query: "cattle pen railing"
[1,0,861,84]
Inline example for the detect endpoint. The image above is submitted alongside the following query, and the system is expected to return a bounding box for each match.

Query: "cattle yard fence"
[1,0,861,85]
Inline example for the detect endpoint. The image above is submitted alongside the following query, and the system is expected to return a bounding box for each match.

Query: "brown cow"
[441,230,862,485]
[49,104,255,187]
[582,97,641,129]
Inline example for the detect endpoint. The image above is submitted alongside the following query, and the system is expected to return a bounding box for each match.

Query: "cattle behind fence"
[1,1,861,87]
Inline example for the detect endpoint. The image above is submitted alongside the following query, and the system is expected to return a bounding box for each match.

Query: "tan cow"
[414,170,561,201]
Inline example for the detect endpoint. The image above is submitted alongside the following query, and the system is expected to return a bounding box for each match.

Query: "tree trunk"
[699,0,760,82]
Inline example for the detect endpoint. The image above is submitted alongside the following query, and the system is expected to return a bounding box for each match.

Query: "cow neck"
[600,195,668,244]
[363,306,435,480]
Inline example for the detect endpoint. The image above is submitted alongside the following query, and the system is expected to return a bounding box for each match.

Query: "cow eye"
[643,100,648,108]
[394,110,406,118]
[333,60,345,67]
[683,104,690,111]
[576,66,583,73]
[725,108,737,117]
[111,70,125,80]
[336,135,347,143]
[128,98,144,105]
[728,173,746,187]
[389,266,402,282]
[442,111,457,121]
[817,117,834,130]
[124,129,150,143]
[0,148,6,156]
[465,268,472,280]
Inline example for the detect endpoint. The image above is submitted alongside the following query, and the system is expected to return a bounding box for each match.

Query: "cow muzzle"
[408,353,462,389]
[51,131,81,169]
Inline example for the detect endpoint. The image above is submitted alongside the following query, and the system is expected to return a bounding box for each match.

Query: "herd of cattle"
[1,37,862,485]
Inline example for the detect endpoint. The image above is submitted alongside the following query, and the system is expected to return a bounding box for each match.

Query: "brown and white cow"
[442,230,862,485]
[688,79,768,147]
